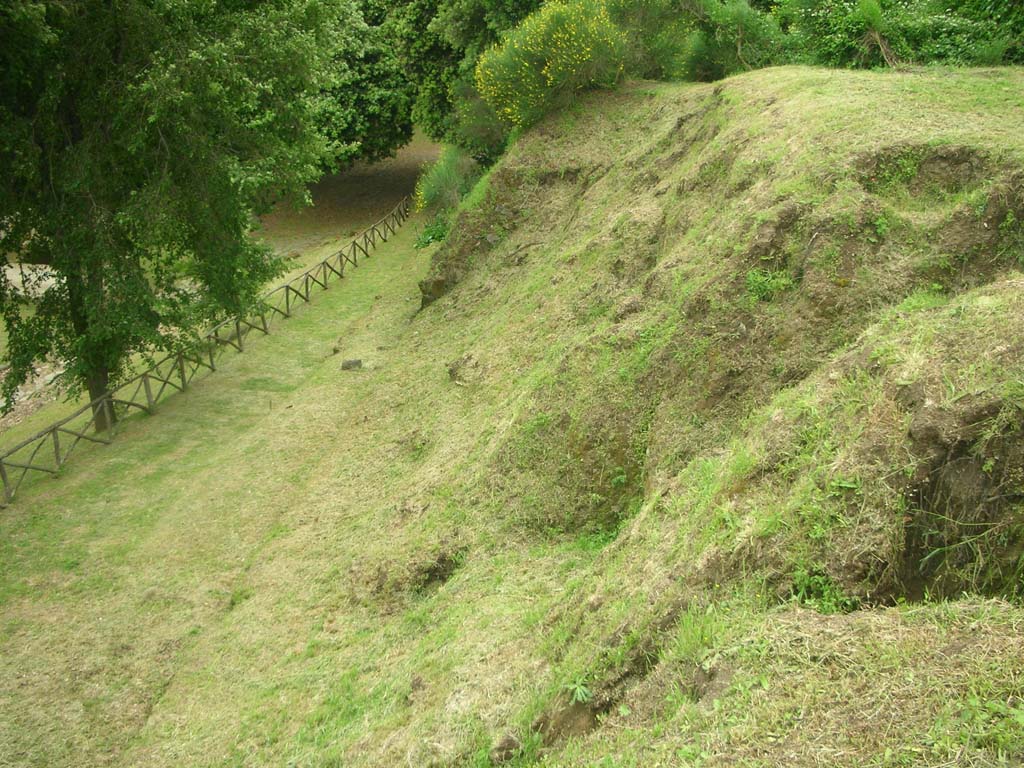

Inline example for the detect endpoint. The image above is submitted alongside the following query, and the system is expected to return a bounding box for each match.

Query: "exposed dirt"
[350,540,467,610]
[257,134,439,257]
[901,395,1024,600]
[0,360,65,434]
[857,143,990,197]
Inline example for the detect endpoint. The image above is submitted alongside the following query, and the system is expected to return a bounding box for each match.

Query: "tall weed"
[414,146,482,212]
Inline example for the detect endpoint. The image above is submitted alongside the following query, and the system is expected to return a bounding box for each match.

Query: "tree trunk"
[86,368,116,433]
[65,256,117,433]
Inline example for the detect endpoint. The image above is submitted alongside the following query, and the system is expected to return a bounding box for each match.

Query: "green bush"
[606,0,693,78]
[414,145,482,212]
[779,0,1019,68]
[746,267,794,302]
[680,0,787,82]
[449,76,510,165]
[414,215,450,248]
[950,0,1024,62]
[475,0,627,128]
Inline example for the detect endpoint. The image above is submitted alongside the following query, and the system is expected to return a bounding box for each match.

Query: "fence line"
[0,196,412,505]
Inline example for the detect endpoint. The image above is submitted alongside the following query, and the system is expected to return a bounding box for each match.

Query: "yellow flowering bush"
[475,0,626,128]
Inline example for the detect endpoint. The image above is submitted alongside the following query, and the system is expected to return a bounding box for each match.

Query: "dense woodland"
[1,0,1022,412]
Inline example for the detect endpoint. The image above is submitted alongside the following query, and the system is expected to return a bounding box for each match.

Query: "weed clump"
[414,145,482,213]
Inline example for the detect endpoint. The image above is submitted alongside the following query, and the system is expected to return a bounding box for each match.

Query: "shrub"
[746,267,794,302]
[951,0,1024,63]
[414,145,482,212]
[449,77,510,165]
[414,215,450,248]
[606,0,693,78]
[475,0,627,128]
[680,0,787,82]
[780,0,1020,68]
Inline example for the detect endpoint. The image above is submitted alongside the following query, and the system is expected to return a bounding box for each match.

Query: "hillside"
[2,66,1024,767]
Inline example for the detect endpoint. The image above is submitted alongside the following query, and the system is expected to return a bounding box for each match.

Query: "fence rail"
[0,196,411,505]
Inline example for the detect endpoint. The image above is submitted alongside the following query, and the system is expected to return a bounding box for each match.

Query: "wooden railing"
[0,196,411,505]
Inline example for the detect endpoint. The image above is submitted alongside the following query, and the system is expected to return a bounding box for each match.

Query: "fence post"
[0,461,10,504]
[177,354,188,390]
[235,320,244,352]
[142,372,155,410]
[52,429,61,468]
[103,396,116,436]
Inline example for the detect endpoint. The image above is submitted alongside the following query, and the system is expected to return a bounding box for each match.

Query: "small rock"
[489,733,521,764]
[341,359,363,370]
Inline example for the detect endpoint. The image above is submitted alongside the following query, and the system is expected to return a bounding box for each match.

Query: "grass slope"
[3,67,1024,768]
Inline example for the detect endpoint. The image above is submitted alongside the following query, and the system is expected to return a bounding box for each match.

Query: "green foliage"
[0,0,348,412]
[383,0,461,141]
[779,0,1019,68]
[316,7,416,169]
[414,216,451,248]
[606,0,694,78]
[414,146,482,211]
[746,268,795,302]
[997,210,1024,265]
[475,0,627,128]
[450,76,510,164]
[856,0,884,32]
[565,677,594,703]
[383,0,540,145]
[791,567,860,613]
[680,0,787,82]
[948,0,1024,63]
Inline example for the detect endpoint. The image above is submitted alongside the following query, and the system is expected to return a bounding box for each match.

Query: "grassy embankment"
[2,68,1024,767]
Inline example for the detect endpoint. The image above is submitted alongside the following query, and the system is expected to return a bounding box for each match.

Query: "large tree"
[0,0,359,428]
[315,1,416,169]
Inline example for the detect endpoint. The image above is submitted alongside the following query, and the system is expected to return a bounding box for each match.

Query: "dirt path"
[256,134,439,256]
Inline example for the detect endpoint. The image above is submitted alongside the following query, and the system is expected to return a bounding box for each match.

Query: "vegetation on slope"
[2,66,1024,768]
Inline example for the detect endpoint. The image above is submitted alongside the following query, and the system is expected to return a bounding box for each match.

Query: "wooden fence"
[0,196,411,505]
